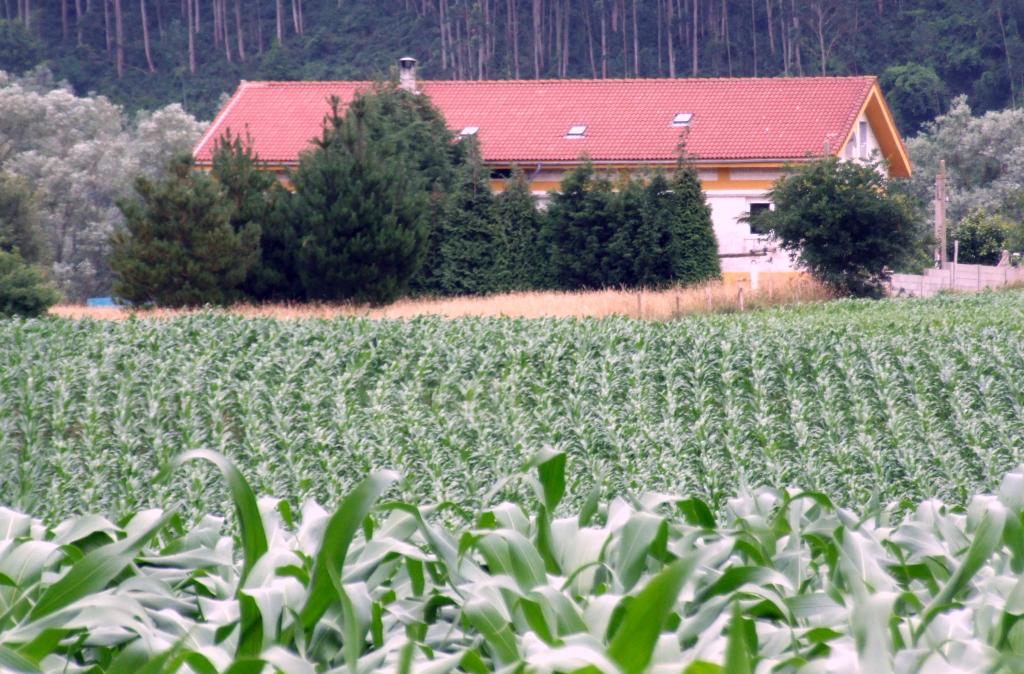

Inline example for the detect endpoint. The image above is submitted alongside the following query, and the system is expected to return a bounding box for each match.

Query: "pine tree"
[209,130,297,300]
[110,154,261,306]
[667,164,721,284]
[542,161,616,290]
[289,96,430,304]
[492,165,543,292]
[436,137,499,295]
[632,172,676,286]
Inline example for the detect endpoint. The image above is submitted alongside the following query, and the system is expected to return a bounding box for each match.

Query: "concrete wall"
[890,264,1024,297]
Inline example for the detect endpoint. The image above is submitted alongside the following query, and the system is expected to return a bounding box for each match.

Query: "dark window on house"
[490,168,513,180]
[748,202,771,235]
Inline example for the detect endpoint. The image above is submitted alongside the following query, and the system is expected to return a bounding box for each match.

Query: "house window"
[490,168,513,180]
[748,202,772,235]
[859,120,868,158]
[671,112,693,127]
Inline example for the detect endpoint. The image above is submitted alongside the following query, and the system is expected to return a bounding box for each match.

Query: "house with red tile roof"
[194,58,910,285]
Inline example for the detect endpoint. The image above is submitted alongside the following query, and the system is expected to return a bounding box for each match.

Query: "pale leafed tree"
[904,96,1024,226]
[0,70,204,300]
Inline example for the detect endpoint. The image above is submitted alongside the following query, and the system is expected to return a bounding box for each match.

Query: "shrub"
[0,250,59,317]
[751,157,921,298]
[949,210,1015,264]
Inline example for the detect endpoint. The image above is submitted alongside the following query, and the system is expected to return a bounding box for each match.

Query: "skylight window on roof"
[565,125,587,139]
[460,126,479,136]
[672,113,693,127]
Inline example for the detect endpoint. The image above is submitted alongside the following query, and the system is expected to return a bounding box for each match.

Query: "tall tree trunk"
[508,0,520,77]
[61,0,68,40]
[765,0,774,54]
[141,0,156,70]
[275,0,283,43]
[439,0,447,71]
[750,0,757,75]
[632,0,639,76]
[584,1,597,78]
[532,0,541,78]
[103,0,111,51]
[691,0,698,75]
[722,0,731,75]
[113,0,124,77]
[74,0,83,44]
[666,0,675,76]
[600,3,607,77]
[996,0,1016,105]
[234,0,245,61]
[186,0,196,73]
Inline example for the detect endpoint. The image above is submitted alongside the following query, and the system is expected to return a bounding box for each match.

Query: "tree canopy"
[752,157,922,297]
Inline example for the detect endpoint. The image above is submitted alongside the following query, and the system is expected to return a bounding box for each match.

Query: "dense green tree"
[606,176,648,286]
[543,162,616,290]
[0,172,49,265]
[289,95,430,304]
[665,166,720,284]
[0,21,43,75]
[881,63,947,136]
[491,166,543,292]
[435,138,498,296]
[0,250,60,318]
[948,210,1017,265]
[751,157,921,298]
[110,154,260,306]
[208,130,295,300]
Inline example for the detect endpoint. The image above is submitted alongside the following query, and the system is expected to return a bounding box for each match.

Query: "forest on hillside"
[0,0,1020,127]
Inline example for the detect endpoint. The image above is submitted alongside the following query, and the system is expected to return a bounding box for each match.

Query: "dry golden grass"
[51,278,833,322]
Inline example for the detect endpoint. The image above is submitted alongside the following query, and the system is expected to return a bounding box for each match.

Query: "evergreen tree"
[110,154,261,306]
[666,165,721,284]
[542,162,616,290]
[209,130,298,300]
[436,138,499,296]
[289,95,430,304]
[607,176,647,286]
[0,172,49,266]
[492,166,542,292]
[0,250,60,318]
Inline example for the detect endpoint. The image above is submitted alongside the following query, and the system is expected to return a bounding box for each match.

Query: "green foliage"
[2,449,1024,671]
[0,172,48,266]
[287,93,430,304]
[546,164,719,290]
[0,250,59,317]
[753,157,922,297]
[543,162,618,290]
[435,138,499,296]
[880,63,946,134]
[665,166,721,284]
[949,210,1018,264]
[110,154,260,306]
[209,130,295,300]
[6,291,1024,522]
[0,21,43,75]
[490,166,543,292]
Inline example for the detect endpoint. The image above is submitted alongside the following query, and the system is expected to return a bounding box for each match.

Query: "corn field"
[1,449,1024,673]
[4,291,1024,523]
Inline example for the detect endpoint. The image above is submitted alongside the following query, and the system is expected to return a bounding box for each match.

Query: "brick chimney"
[398,57,418,94]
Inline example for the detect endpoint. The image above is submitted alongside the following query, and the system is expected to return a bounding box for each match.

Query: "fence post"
[705,286,712,311]
[636,291,642,319]
[978,264,982,290]
[737,286,745,311]
[675,294,681,316]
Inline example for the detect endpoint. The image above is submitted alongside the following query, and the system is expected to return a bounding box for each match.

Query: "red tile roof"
[194,77,879,166]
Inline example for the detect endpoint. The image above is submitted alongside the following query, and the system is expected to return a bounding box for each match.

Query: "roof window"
[460,126,479,136]
[672,113,693,127]
[565,125,587,139]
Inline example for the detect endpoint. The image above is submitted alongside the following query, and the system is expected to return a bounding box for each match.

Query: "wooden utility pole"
[935,159,947,268]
